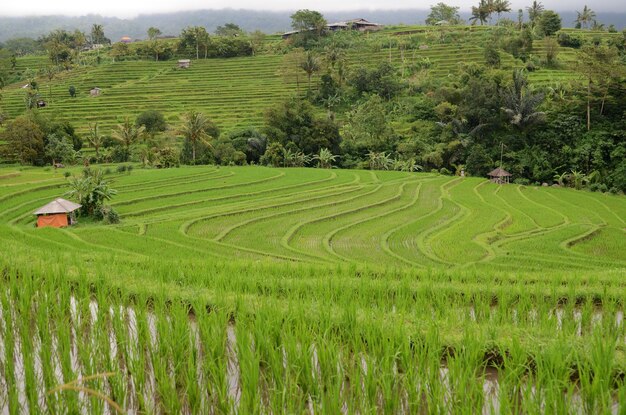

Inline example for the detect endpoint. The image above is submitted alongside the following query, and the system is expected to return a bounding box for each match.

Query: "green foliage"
[348,62,403,100]
[44,134,76,165]
[537,10,562,37]
[215,23,244,37]
[263,97,341,155]
[66,168,117,216]
[136,110,167,137]
[0,114,44,165]
[426,3,463,25]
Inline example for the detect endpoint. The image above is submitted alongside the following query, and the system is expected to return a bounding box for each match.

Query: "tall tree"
[501,69,546,140]
[493,0,512,21]
[470,0,492,25]
[179,110,216,162]
[90,24,110,45]
[575,5,596,29]
[537,10,562,37]
[425,3,462,25]
[300,51,320,91]
[290,10,327,37]
[147,27,162,61]
[112,117,145,152]
[179,26,210,59]
[575,44,622,131]
[215,23,244,37]
[87,122,104,160]
[526,1,544,27]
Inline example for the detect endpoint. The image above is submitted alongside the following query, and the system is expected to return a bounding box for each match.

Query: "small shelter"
[178,59,191,69]
[90,87,101,97]
[488,167,512,184]
[33,198,81,228]
[36,100,47,108]
[120,36,132,44]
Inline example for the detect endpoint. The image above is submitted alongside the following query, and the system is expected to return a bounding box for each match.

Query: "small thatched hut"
[488,167,512,184]
[33,198,81,228]
[90,87,101,97]
[177,59,191,69]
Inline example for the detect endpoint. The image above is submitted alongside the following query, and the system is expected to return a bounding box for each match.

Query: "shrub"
[104,168,112,175]
[557,33,582,48]
[439,167,452,175]
[63,171,71,178]
[97,205,120,224]
[116,165,127,173]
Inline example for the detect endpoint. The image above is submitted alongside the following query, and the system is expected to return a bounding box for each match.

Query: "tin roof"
[34,198,81,215]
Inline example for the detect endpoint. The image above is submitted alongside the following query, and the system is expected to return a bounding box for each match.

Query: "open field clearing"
[0,165,625,412]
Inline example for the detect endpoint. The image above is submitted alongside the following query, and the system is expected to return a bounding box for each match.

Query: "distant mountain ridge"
[1,9,625,42]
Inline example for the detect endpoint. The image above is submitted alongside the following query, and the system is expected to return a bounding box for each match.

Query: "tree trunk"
[587,79,591,131]
[196,43,199,60]
[192,141,196,162]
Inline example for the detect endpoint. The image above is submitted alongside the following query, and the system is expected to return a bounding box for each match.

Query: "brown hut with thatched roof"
[488,167,512,184]
[33,198,81,228]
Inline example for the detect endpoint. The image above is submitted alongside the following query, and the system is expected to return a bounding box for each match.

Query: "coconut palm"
[87,122,104,161]
[470,0,492,25]
[300,51,320,91]
[501,70,546,134]
[526,1,544,27]
[179,110,214,162]
[575,5,596,29]
[313,148,338,168]
[112,117,145,152]
[493,0,511,21]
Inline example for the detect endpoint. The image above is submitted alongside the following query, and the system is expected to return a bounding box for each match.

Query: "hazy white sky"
[0,0,622,18]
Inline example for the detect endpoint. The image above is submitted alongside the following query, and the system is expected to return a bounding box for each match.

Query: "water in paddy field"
[0,297,623,414]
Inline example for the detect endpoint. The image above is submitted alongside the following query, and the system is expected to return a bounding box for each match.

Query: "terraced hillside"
[1,165,624,272]
[1,165,626,413]
[0,27,608,136]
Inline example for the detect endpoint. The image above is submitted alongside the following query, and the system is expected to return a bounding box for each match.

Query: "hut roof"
[34,198,81,215]
[178,59,191,63]
[488,167,512,177]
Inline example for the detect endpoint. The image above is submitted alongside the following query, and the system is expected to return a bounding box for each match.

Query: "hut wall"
[37,213,68,228]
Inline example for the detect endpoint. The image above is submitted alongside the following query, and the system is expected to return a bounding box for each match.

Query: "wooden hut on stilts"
[488,167,512,184]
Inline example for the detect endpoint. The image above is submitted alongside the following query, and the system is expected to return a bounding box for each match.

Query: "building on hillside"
[120,36,132,44]
[178,59,191,69]
[90,87,101,97]
[36,100,47,108]
[488,167,512,184]
[282,18,383,39]
[33,198,81,228]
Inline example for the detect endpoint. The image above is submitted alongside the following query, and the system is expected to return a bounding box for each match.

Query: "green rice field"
[0,26,603,137]
[1,165,625,413]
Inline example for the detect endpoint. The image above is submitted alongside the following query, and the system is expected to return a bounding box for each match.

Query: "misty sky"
[1,0,622,18]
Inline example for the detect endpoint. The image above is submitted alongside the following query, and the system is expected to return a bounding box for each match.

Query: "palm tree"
[493,0,511,21]
[66,169,117,216]
[501,70,546,136]
[313,148,338,168]
[526,1,544,27]
[112,117,145,153]
[575,5,596,29]
[470,0,492,25]
[300,52,320,91]
[87,122,104,161]
[179,110,214,163]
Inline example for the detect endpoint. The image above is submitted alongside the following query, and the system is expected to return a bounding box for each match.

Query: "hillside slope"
[2,165,624,273]
[2,27,616,136]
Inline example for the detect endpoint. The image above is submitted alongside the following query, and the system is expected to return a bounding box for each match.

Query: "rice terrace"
[1,1,626,414]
